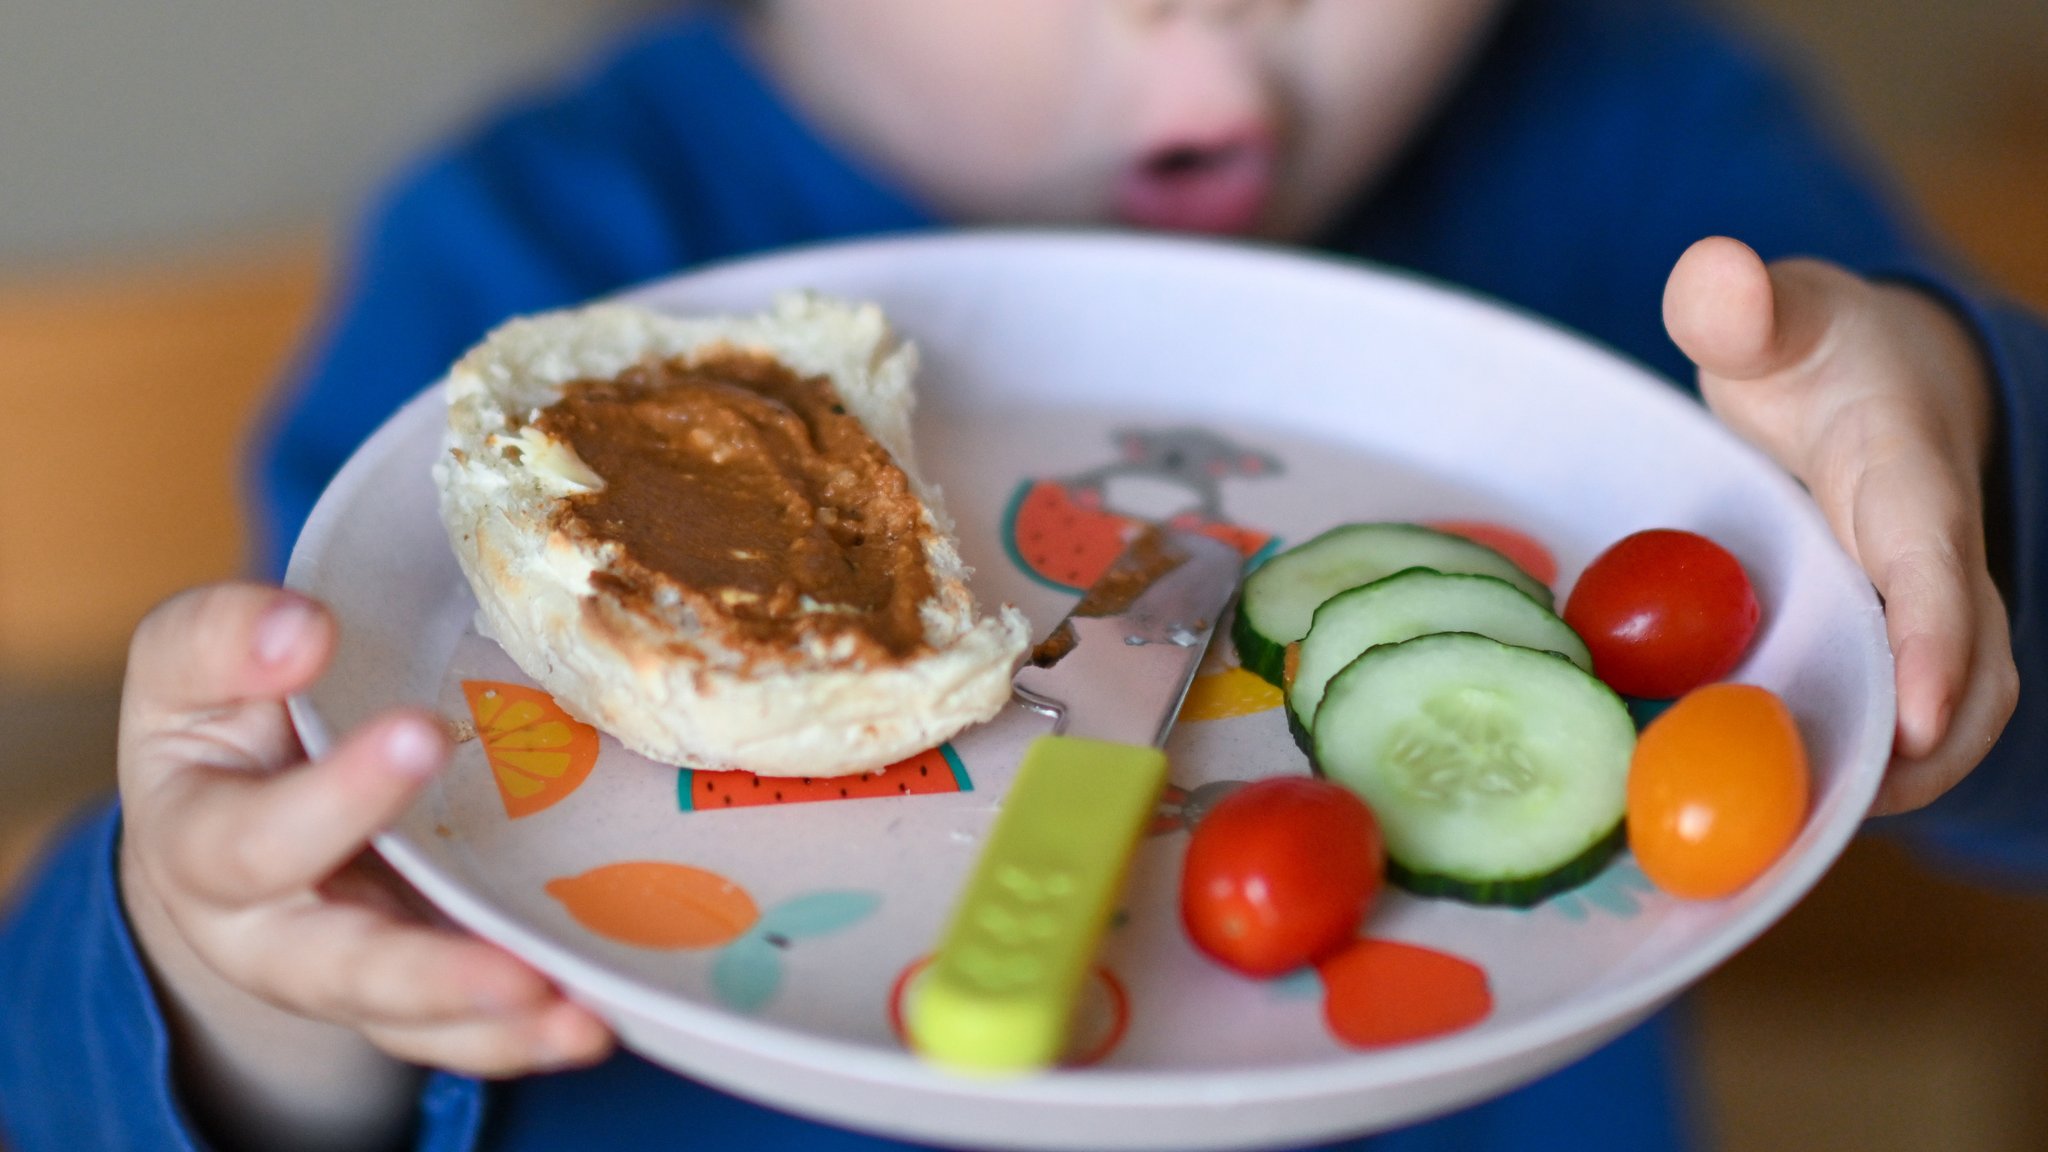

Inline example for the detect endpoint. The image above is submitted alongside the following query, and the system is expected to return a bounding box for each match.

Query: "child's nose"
[1127,12,1279,148]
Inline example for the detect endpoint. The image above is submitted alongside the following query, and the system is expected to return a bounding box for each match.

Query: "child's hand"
[1664,237,2020,816]
[116,584,612,1146]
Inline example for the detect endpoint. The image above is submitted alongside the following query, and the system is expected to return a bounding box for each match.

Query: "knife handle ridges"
[906,735,1168,1073]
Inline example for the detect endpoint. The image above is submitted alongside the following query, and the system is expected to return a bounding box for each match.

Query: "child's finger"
[152,711,448,907]
[1665,238,1870,471]
[125,584,336,726]
[1848,442,1980,758]
[1663,237,1846,383]
[360,1000,615,1080]
[219,898,557,1026]
[1873,575,2019,815]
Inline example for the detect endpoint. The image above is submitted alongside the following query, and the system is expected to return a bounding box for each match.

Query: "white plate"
[286,232,1892,1151]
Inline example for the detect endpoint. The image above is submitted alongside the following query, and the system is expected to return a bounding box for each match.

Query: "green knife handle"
[906,735,1168,1074]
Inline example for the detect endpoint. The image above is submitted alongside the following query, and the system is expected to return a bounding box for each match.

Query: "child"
[5,1,2043,1149]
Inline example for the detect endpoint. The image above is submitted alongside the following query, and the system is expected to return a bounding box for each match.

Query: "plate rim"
[286,228,1896,1113]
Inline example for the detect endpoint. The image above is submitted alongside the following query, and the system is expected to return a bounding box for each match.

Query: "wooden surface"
[0,240,326,680]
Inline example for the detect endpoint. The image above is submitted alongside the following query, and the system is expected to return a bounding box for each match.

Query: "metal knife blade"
[1012,525,1244,746]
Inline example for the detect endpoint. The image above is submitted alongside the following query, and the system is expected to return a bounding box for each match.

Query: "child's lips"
[1113,142,1275,235]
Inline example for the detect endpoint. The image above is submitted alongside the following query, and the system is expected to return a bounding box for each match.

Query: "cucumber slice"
[1234,523,1551,685]
[1289,569,1592,731]
[1311,632,1633,906]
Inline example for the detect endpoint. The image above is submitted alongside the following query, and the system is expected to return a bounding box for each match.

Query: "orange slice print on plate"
[462,681,599,819]
[1179,666,1284,722]
[546,861,760,950]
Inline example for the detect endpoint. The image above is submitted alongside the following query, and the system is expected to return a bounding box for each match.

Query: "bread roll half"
[434,294,1030,777]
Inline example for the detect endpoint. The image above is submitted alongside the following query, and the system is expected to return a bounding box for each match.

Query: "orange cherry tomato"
[1627,683,1809,899]
[1181,777,1384,977]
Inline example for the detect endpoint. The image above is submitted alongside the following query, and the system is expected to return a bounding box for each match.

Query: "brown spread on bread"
[531,351,935,663]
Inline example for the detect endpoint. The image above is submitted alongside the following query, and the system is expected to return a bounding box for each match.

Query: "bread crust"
[434,295,1029,776]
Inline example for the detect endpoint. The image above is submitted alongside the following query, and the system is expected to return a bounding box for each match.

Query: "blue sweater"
[6,3,2046,1149]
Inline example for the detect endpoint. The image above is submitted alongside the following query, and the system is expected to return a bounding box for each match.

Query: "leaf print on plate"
[1268,966,1324,1002]
[545,862,758,949]
[1626,696,1678,731]
[759,891,884,939]
[462,681,599,819]
[709,891,883,1015]
[712,935,785,1015]
[1541,858,1657,922]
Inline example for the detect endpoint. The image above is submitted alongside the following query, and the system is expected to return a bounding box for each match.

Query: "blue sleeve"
[1349,0,1940,388]
[0,803,489,1152]
[1874,291,2048,882]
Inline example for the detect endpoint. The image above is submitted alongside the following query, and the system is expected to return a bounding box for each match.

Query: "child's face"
[751,0,1506,239]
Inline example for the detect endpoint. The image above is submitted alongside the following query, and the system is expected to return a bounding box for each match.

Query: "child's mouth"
[1114,138,1275,235]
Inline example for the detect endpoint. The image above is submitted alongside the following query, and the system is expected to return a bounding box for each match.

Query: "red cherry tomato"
[1628,683,1809,899]
[1180,777,1384,977]
[1563,529,1760,699]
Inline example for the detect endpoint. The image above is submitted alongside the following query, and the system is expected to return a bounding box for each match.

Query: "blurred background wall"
[1,2,2044,1149]
[0,0,665,266]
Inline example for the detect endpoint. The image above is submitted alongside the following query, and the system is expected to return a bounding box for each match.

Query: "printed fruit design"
[1179,665,1285,723]
[1004,428,1279,592]
[546,861,759,949]
[1426,520,1559,588]
[1006,483,1140,591]
[1317,938,1493,1049]
[545,861,879,1014]
[681,745,970,811]
[888,955,1131,1067]
[462,681,599,819]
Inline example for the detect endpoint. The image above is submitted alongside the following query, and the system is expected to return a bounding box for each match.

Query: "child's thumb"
[1663,236,1865,463]
[1665,236,1859,379]
[125,583,335,724]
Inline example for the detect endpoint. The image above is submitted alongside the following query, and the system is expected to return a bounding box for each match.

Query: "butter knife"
[906,526,1243,1073]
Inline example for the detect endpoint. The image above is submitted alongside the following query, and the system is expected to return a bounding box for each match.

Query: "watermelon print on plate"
[1003,428,1279,592]
[678,744,971,811]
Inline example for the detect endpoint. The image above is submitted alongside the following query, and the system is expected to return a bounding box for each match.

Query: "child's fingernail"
[1901,693,1950,757]
[535,1010,601,1069]
[252,594,318,666]
[384,720,444,777]
[1924,700,1954,752]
